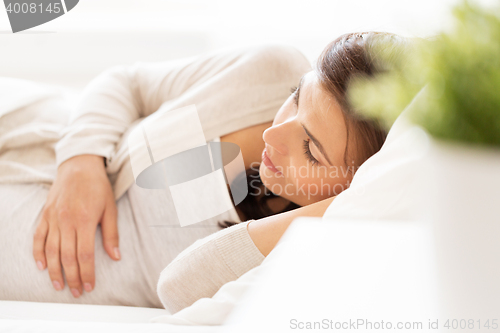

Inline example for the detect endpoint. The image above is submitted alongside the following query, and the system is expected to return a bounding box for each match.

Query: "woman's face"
[259,70,356,206]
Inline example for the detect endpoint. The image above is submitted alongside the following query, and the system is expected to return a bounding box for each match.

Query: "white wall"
[0,0,493,89]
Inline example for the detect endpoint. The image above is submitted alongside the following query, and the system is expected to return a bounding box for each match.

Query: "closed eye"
[303,139,319,166]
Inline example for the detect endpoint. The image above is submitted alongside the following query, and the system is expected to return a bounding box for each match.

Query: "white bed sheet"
[0,301,220,332]
[0,319,220,333]
[0,300,166,323]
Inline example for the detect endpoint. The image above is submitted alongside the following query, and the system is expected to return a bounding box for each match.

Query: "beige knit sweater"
[0,44,311,313]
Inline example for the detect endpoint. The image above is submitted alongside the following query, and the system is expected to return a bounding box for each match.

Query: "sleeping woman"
[0,31,406,312]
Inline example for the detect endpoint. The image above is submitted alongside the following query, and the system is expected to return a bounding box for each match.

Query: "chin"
[259,164,301,205]
[258,164,277,191]
[259,163,280,187]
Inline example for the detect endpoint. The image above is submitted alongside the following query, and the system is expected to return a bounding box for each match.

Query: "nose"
[262,122,290,156]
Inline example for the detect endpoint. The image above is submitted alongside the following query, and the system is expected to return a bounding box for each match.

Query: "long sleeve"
[55,44,312,170]
[156,220,265,314]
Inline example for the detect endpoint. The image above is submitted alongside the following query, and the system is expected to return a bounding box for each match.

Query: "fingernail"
[36,260,44,270]
[71,288,80,298]
[114,247,121,260]
[84,283,92,292]
[52,280,62,291]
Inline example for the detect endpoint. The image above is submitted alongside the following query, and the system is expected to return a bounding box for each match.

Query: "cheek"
[315,174,351,198]
[282,160,321,193]
[286,166,351,200]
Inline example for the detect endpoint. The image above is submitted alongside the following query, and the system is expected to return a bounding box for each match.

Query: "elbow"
[156,251,232,314]
[156,258,212,315]
[156,264,187,314]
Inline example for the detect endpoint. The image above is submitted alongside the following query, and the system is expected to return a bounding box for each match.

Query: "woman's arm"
[35,56,205,294]
[55,55,211,166]
[247,196,335,257]
[157,196,334,314]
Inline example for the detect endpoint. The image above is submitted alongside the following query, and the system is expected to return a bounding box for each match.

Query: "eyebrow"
[302,124,333,166]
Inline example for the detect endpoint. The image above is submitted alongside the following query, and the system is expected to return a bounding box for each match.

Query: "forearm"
[55,58,199,168]
[157,196,335,314]
[247,196,335,257]
[55,66,137,167]
[157,220,264,314]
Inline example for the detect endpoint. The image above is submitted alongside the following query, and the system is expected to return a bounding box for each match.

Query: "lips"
[262,148,283,175]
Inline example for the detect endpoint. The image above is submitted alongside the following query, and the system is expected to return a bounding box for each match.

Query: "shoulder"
[200,43,312,80]
[238,44,312,78]
[244,44,310,64]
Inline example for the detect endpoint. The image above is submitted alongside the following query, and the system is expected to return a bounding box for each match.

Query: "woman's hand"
[33,155,120,298]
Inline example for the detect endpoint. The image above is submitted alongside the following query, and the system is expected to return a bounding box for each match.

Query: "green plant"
[349,0,500,147]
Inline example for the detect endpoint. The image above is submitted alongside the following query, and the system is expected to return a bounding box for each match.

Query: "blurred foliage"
[349,0,500,147]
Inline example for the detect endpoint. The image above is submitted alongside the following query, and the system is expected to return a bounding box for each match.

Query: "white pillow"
[150,88,430,326]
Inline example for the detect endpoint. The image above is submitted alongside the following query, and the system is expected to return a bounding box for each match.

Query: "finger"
[45,222,64,291]
[101,199,120,261]
[60,226,83,298]
[76,221,97,293]
[33,211,49,270]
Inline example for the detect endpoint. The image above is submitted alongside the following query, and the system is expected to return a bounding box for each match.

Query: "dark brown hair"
[219,32,405,229]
